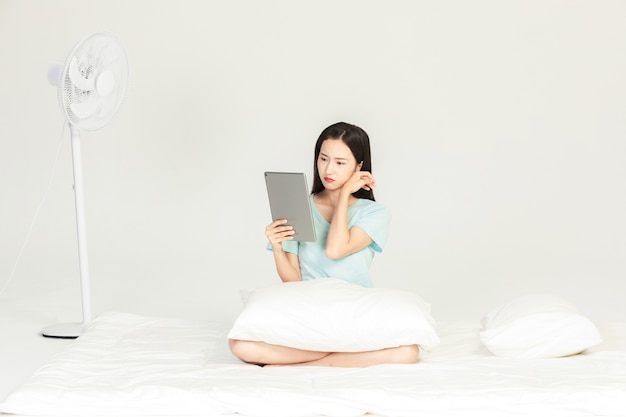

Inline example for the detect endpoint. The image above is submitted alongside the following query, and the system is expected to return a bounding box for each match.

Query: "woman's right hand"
[266,219,295,248]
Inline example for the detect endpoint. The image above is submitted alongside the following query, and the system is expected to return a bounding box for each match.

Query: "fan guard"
[49,32,129,131]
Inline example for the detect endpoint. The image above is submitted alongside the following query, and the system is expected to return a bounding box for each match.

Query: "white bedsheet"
[1,312,625,417]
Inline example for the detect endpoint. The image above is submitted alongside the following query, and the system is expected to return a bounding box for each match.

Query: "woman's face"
[317,138,359,191]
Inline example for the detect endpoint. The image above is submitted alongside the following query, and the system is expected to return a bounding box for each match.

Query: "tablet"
[264,172,317,242]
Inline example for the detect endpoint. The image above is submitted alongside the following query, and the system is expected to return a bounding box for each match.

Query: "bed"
[1,281,626,417]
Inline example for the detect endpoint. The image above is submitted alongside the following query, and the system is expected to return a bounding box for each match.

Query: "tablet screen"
[264,172,317,242]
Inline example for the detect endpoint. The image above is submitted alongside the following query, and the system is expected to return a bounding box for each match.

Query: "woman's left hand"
[343,170,376,194]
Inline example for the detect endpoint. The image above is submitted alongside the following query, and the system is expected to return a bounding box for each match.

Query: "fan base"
[41,322,86,339]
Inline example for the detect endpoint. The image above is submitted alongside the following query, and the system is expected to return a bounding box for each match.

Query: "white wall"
[1,0,624,324]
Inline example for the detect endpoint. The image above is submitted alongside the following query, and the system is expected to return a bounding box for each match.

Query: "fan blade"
[98,94,120,121]
[88,36,114,68]
[96,70,115,96]
[70,94,103,119]
[68,56,95,91]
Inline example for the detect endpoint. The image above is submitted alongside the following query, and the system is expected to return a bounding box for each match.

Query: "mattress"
[1,311,625,417]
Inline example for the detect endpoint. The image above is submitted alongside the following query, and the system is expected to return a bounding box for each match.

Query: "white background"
[1,0,625,329]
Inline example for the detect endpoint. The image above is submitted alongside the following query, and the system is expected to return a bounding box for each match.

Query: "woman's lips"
[324,177,334,183]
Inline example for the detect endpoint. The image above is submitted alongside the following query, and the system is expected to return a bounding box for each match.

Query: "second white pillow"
[480,293,602,359]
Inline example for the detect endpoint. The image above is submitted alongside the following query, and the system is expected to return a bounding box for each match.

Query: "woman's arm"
[325,171,376,259]
[271,247,301,282]
[266,219,302,282]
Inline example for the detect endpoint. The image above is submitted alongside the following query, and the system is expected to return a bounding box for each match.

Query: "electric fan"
[42,32,130,338]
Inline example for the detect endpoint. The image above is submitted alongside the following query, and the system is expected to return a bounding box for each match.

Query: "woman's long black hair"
[311,122,375,201]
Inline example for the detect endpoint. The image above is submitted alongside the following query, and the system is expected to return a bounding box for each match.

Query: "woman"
[229,122,419,367]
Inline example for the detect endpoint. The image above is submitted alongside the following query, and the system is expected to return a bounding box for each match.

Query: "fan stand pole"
[42,123,92,339]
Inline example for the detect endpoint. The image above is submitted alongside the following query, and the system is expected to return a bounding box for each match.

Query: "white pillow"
[479,293,602,359]
[228,278,440,352]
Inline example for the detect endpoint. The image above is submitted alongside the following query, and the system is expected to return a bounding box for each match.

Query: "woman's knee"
[229,339,260,364]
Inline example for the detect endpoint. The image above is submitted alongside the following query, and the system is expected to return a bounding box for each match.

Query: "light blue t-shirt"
[271,195,391,288]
